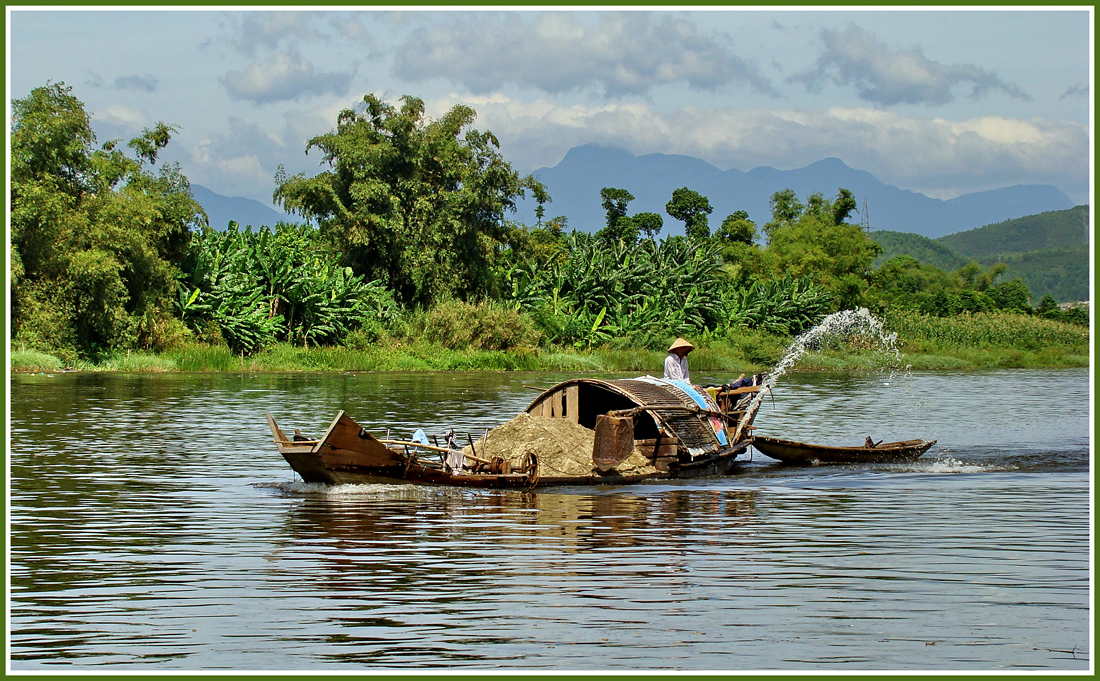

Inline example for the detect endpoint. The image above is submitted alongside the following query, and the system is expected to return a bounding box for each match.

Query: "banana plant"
[179,223,391,352]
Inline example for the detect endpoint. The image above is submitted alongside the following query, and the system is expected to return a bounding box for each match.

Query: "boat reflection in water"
[277,485,760,555]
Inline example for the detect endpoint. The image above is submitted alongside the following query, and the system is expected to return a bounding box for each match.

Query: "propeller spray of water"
[735,308,903,439]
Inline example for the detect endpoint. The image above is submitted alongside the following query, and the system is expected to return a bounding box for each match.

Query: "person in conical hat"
[663,337,694,381]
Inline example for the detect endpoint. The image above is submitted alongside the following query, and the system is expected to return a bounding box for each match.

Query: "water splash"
[924,458,1016,474]
[258,480,410,496]
[736,308,904,437]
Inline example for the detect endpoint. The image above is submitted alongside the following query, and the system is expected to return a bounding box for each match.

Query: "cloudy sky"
[7,8,1093,210]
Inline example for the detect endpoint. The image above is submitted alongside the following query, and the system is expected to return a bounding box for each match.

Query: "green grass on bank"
[11,349,65,373]
[11,312,1089,374]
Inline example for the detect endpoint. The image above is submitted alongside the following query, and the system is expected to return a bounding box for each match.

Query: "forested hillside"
[872,206,1090,304]
[979,247,1090,304]
[938,205,1089,258]
[871,231,968,271]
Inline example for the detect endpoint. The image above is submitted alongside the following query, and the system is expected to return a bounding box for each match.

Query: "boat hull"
[282,439,751,488]
[752,436,936,465]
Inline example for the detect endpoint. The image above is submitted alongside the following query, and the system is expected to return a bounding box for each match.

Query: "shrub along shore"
[11,311,1089,374]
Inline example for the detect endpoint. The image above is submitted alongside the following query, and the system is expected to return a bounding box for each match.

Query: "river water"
[8,368,1092,671]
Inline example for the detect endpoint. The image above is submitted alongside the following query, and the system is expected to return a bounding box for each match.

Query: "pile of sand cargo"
[461,412,658,479]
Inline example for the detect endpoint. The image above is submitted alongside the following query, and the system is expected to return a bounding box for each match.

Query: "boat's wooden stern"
[267,411,407,483]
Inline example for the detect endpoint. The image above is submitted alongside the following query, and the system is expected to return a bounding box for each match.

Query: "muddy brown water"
[8,368,1091,671]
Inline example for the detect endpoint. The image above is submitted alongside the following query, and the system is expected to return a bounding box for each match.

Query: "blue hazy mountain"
[191,184,298,230]
[514,145,1075,239]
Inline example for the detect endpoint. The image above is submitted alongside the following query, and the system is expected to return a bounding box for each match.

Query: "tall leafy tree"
[599,187,634,227]
[528,177,551,226]
[832,188,858,226]
[273,93,531,306]
[713,210,762,287]
[633,212,664,241]
[716,210,757,246]
[596,187,638,244]
[762,188,804,240]
[665,187,712,240]
[11,82,204,357]
[763,188,881,308]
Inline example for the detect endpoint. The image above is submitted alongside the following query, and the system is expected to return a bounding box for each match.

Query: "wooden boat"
[268,376,763,488]
[751,435,937,465]
[268,410,540,488]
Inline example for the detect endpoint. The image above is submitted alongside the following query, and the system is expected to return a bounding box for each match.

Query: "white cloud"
[429,93,1087,199]
[97,104,145,130]
[114,73,158,93]
[791,25,1029,106]
[328,13,372,45]
[227,11,329,56]
[394,12,774,97]
[221,49,354,104]
[183,116,294,201]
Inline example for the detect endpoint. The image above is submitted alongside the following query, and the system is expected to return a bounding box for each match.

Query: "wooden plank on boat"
[565,385,579,423]
[652,456,677,472]
[552,390,564,418]
[635,443,678,458]
[266,411,290,443]
[318,411,405,468]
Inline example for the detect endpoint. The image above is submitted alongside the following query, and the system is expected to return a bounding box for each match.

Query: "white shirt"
[663,352,689,381]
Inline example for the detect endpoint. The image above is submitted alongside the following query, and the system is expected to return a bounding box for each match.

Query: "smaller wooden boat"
[752,435,936,465]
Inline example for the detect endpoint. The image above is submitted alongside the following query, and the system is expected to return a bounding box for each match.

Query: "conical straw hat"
[668,337,694,353]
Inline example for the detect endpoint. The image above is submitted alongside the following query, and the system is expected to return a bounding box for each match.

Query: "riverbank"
[10,322,1089,374]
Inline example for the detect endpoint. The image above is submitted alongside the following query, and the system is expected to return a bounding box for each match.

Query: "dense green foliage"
[727,276,834,335]
[885,310,1088,351]
[595,187,664,244]
[939,205,1090,303]
[179,223,396,352]
[11,85,1089,370]
[666,187,713,240]
[500,232,730,348]
[11,83,205,360]
[977,246,1090,304]
[273,93,532,308]
[758,188,882,310]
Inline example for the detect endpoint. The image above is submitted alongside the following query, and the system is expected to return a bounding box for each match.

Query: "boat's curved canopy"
[524,377,732,457]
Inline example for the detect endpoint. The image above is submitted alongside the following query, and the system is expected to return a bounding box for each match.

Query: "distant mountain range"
[514,144,1075,240]
[191,184,295,230]
[192,146,1075,240]
[870,205,1090,303]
